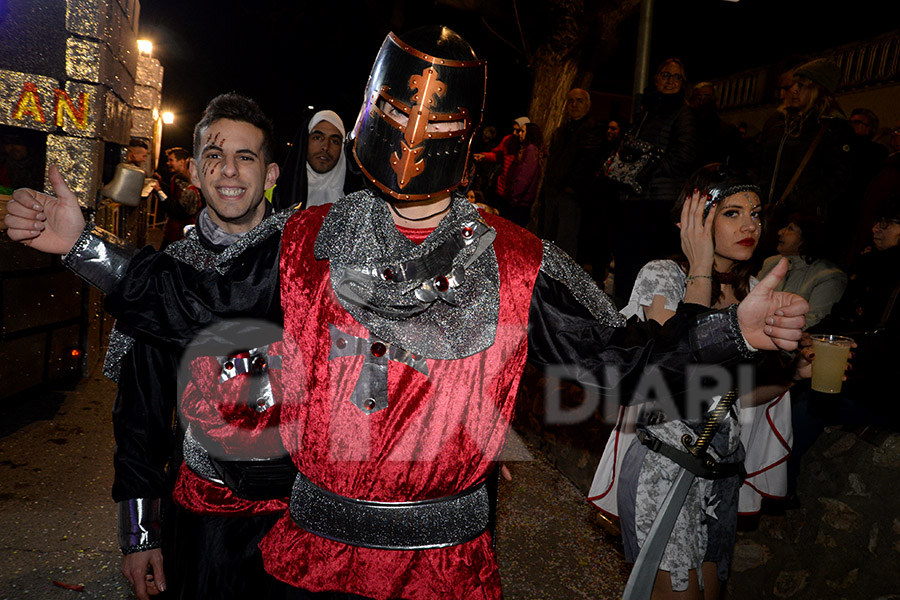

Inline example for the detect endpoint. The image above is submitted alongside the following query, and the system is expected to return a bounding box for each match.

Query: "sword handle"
[681,388,739,458]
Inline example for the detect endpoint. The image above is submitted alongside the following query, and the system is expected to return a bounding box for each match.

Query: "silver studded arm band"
[62,222,136,294]
[690,304,760,363]
[117,498,163,554]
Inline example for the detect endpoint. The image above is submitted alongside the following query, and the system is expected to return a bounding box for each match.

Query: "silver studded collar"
[314,190,500,360]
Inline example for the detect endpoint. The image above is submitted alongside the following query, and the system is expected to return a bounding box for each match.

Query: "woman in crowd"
[591,164,794,600]
[500,122,543,227]
[602,118,627,159]
[788,201,900,498]
[473,119,542,227]
[611,57,699,307]
[758,213,848,329]
[845,121,900,262]
[588,117,631,285]
[472,116,529,208]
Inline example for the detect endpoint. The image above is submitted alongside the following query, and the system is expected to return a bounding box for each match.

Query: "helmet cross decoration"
[389,67,446,188]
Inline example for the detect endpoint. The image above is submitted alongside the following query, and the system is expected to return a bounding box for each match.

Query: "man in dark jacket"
[161,147,204,248]
[756,58,854,257]
[535,87,603,262]
[102,93,289,600]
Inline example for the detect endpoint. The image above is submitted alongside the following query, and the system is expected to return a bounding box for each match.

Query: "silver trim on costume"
[539,240,625,327]
[314,191,500,360]
[182,426,225,485]
[691,304,759,361]
[289,472,490,550]
[63,223,136,294]
[327,324,429,414]
[100,208,294,382]
[117,498,162,554]
[103,327,136,383]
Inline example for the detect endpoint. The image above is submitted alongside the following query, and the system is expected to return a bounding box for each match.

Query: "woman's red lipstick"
[737,238,756,246]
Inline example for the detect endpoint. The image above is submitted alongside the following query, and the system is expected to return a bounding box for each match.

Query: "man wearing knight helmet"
[5,26,808,600]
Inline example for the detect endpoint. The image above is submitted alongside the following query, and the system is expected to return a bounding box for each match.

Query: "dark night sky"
[137,0,896,164]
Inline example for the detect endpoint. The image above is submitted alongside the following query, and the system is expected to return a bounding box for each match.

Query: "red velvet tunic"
[261,207,543,599]
[172,343,289,516]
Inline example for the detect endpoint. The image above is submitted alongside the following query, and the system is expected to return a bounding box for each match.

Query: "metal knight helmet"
[351,26,487,201]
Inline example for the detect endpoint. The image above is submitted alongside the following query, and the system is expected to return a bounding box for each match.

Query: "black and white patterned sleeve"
[621,259,686,320]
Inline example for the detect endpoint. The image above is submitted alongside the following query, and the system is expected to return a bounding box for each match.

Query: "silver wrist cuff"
[691,304,760,362]
[62,222,135,294]
[117,498,162,554]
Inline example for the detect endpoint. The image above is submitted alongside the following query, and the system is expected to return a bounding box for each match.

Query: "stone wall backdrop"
[728,427,900,600]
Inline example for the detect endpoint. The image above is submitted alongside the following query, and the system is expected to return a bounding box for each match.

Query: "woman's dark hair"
[672,163,762,304]
[671,163,761,222]
[523,122,543,149]
[608,118,630,132]
[783,212,827,263]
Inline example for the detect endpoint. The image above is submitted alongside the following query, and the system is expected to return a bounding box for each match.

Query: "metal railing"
[713,30,900,112]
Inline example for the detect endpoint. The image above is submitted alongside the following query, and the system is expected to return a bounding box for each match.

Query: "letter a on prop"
[13,83,46,124]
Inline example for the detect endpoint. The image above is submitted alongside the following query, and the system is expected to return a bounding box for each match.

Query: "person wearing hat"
[756,57,855,256]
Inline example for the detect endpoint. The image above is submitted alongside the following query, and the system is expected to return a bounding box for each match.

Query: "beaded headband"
[704,183,761,216]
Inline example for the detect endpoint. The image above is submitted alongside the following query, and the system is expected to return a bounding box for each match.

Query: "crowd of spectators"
[465,55,900,514]
[466,54,897,324]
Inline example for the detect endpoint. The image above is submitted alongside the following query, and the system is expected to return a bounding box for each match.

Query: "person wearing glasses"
[610,57,699,308]
[848,108,888,185]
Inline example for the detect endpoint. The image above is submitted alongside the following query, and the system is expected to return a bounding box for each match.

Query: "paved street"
[0,326,628,600]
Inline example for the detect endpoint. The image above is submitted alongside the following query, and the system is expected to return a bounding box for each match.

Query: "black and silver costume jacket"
[101,206,292,554]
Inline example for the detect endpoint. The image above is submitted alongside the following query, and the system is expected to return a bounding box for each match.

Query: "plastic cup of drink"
[810,335,854,393]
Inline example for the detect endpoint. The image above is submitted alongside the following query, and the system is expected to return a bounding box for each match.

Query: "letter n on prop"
[54,89,90,130]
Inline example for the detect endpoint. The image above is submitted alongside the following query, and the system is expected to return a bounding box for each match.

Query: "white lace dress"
[588,260,792,590]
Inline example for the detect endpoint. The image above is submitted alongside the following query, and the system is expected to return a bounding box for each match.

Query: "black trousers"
[163,507,282,600]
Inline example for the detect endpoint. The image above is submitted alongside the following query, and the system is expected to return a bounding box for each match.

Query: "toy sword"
[622,389,740,600]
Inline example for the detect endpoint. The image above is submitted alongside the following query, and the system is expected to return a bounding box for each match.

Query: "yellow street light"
[162,111,175,125]
[137,39,153,56]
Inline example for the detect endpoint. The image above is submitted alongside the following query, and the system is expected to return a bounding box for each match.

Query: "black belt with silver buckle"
[289,472,490,550]
[636,426,745,480]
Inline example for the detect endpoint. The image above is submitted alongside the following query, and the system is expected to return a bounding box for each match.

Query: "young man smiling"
[61,93,289,600]
[190,112,279,231]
